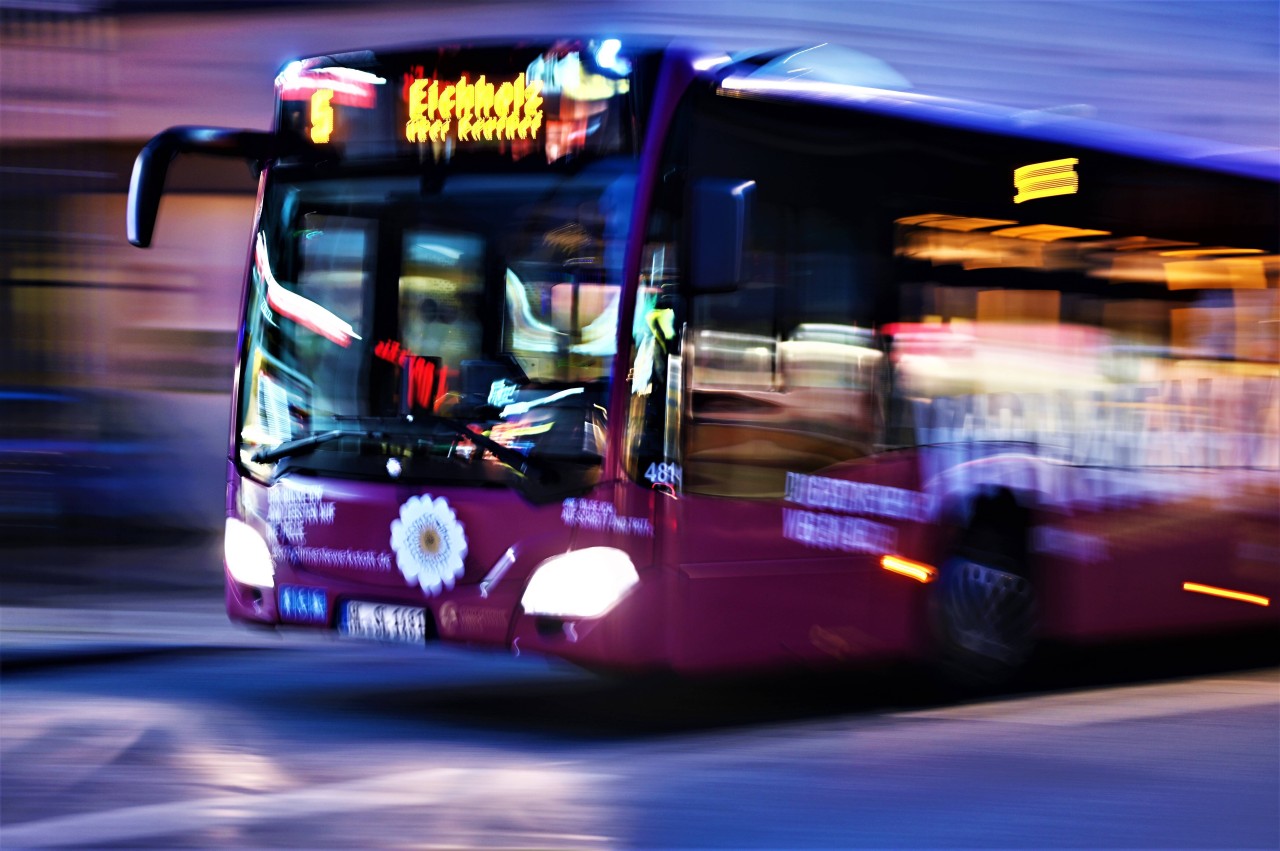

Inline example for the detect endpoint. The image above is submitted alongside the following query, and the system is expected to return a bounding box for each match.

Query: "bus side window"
[684,200,880,499]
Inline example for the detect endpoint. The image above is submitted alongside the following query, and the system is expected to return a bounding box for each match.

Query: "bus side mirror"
[127,126,273,248]
[689,178,755,292]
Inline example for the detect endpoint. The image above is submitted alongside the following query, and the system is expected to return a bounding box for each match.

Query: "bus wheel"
[931,550,1038,686]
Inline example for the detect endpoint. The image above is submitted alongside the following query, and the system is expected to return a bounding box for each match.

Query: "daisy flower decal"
[390,494,468,594]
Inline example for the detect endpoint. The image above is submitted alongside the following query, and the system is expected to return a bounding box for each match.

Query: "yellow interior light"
[992,224,1110,242]
[1014,157,1079,204]
[1182,581,1270,607]
[881,555,937,583]
[1165,257,1269,290]
[921,216,1018,232]
[1158,248,1265,257]
[1102,237,1196,251]
[896,213,962,226]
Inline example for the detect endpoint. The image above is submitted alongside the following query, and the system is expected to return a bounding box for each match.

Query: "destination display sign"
[405,73,544,143]
[273,41,635,165]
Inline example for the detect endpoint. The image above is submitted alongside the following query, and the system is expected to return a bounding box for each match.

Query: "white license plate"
[340,601,427,645]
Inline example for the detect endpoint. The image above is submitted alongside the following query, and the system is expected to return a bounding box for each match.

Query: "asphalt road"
[2,544,1278,849]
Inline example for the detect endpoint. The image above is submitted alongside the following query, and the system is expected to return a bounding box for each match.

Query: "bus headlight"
[521,547,638,619]
[224,517,275,588]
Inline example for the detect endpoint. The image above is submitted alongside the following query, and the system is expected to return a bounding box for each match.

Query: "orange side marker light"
[881,555,938,584]
[1182,582,1270,607]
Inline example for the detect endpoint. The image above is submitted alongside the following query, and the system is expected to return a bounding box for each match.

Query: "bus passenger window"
[683,206,880,499]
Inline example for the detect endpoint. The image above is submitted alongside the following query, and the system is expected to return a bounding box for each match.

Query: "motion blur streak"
[1182,582,1271,607]
[880,554,937,583]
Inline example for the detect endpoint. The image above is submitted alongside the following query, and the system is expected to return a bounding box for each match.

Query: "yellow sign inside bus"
[1014,157,1079,203]
[405,73,544,143]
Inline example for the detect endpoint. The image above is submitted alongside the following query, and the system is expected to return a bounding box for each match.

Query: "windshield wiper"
[410,413,539,477]
[251,417,541,477]
[250,429,365,464]
[252,417,599,504]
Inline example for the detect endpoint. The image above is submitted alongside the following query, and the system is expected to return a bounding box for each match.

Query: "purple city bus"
[128,38,1278,680]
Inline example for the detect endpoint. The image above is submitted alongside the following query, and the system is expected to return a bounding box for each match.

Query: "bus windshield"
[238,160,635,497]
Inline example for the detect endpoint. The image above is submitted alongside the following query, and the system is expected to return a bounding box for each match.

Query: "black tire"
[931,539,1039,687]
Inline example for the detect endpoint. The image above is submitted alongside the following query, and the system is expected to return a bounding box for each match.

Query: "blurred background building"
[1,0,1276,537]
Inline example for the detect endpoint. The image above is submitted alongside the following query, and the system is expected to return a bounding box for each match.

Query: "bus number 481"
[645,462,682,487]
